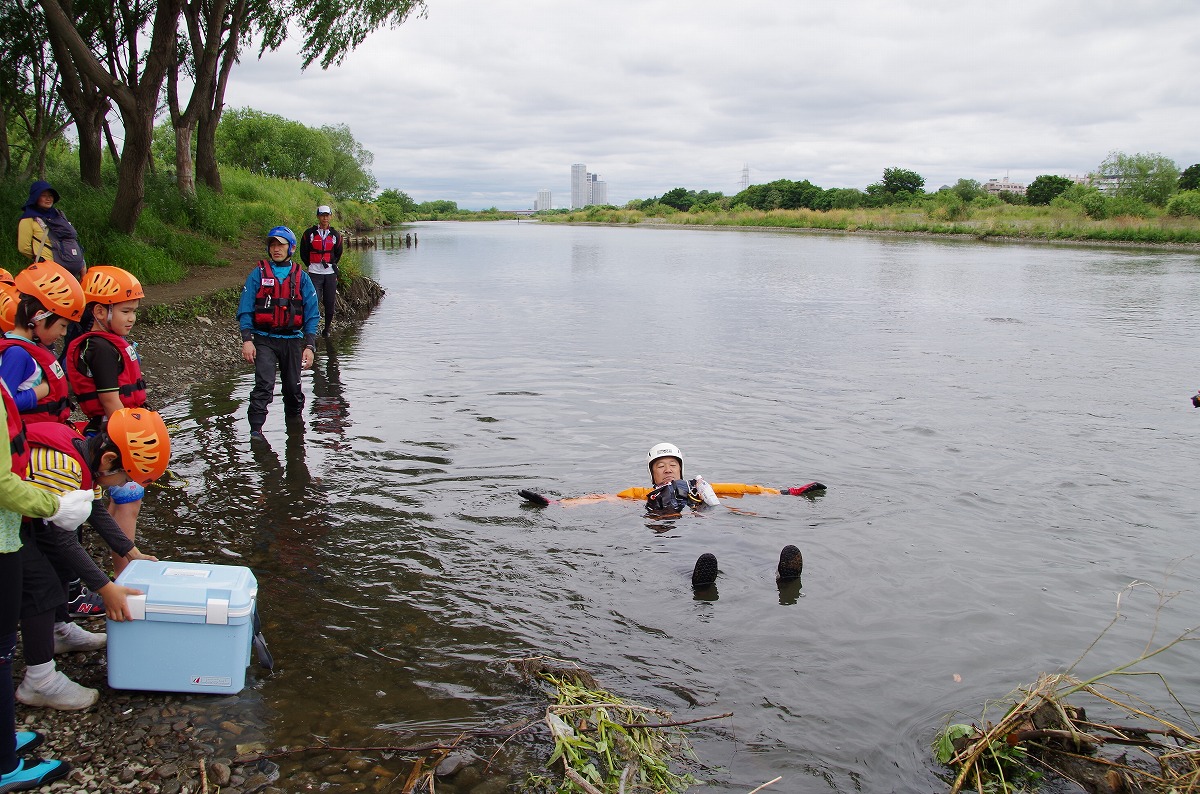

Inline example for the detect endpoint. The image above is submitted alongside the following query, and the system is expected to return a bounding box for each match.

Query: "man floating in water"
[519,442,820,591]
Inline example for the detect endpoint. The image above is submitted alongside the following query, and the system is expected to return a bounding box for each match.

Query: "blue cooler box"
[108,559,258,694]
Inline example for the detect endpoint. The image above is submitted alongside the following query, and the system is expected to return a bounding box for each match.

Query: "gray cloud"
[225,0,1200,208]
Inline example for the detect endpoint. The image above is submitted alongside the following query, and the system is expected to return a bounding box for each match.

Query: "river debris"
[934,581,1200,794]
[509,655,731,794]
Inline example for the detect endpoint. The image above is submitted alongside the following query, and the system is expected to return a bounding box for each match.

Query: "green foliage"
[1166,190,1200,218]
[1096,150,1180,207]
[996,191,1026,206]
[882,167,925,195]
[1179,164,1200,191]
[927,194,971,221]
[213,109,376,201]
[526,669,699,794]
[933,724,974,764]
[1026,174,1074,205]
[374,188,416,224]
[949,179,985,202]
[416,199,459,215]
[282,0,427,69]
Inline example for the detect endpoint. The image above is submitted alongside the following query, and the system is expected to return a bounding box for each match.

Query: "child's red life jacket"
[0,337,71,424]
[66,331,147,419]
[24,422,92,490]
[252,261,304,334]
[2,384,29,476]
[307,231,337,265]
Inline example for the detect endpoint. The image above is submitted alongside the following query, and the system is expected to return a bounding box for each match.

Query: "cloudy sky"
[224,0,1200,209]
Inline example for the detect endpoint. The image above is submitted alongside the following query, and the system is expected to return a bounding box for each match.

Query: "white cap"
[317,205,332,215]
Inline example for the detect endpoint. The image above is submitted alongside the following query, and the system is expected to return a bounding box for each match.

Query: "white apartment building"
[535,189,552,210]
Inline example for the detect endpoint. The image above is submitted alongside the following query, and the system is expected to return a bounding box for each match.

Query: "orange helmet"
[14,261,85,322]
[0,283,18,333]
[81,265,144,305]
[106,408,171,484]
[0,268,15,286]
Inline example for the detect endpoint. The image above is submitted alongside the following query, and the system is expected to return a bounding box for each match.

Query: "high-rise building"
[535,189,552,210]
[571,164,587,209]
[571,163,610,208]
[587,173,607,206]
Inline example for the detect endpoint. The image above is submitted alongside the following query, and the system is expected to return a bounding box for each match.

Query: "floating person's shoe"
[53,622,106,654]
[14,731,43,755]
[692,553,718,588]
[0,757,72,791]
[67,586,106,617]
[776,545,803,581]
[518,489,553,507]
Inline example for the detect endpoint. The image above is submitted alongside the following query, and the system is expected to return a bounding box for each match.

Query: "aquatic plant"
[934,580,1200,794]
[510,656,715,794]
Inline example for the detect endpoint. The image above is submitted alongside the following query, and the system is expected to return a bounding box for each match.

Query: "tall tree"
[1026,175,1073,206]
[1178,164,1200,192]
[39,0,183,232]
[881,167,925,195]
[1095,151,1179,207]
[0,0,76,182]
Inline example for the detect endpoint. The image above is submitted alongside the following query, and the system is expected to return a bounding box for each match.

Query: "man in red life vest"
[298,205,342,338]
[238,227,320,439]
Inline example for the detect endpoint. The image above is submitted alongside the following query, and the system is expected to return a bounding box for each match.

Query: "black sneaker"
[776,545,803,581]
[691,553,718,588]
[68,587,106,617]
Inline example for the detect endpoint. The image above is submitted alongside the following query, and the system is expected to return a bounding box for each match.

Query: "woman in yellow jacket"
[17,181,86,281]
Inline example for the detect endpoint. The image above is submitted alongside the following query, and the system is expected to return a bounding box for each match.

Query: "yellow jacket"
[17,216,53,262]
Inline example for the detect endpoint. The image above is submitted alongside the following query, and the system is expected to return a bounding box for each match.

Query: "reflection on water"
[146,223,1200,791]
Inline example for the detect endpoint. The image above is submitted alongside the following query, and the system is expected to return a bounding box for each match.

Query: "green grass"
[539,202,1200,245]
[0,163,388,285]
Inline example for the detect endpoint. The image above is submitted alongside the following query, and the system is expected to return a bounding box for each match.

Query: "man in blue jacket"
[237,226,320,439]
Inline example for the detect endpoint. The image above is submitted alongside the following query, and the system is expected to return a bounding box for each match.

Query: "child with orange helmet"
[14,408,169,712]
[0,261,85,425]
[64,266,150,577]
[65,266,147,431]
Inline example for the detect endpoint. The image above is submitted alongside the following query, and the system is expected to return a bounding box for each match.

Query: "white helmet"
[647,442,684,478]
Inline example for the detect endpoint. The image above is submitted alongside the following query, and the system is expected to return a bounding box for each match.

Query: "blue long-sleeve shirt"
[0,334,47,412]
[237,260,320,346]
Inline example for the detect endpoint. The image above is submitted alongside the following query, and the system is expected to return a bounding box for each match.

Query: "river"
[149,221,1200,792]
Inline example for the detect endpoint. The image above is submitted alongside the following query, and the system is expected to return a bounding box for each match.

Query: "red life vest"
[0,337,71,423]
[306,229,337,265]
[2,383,29,476]
[24,422,92,490]
[65,331,147,418]
[252,261,304,334]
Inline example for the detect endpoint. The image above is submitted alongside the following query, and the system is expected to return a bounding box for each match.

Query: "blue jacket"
[237,260,320,345]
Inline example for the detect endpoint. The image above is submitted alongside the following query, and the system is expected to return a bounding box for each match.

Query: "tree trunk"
[175,121,196,197]
[0,104,9,181]
[76,100,106,186]
[110,110,154,233]
[196,109,221,192]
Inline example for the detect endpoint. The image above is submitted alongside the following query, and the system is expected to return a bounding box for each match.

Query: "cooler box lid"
[115,559,257,626]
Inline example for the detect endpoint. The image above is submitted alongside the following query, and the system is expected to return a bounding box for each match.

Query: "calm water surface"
[148,222,1200,792]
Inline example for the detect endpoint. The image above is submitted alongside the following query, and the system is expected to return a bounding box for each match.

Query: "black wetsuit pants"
[248,334,305,431]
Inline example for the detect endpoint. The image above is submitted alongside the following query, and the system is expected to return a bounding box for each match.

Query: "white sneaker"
[16,670,99,710]
[53,622,107,654]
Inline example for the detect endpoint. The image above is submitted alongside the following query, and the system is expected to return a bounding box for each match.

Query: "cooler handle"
[206,598,230,625]
[127,594,146,621]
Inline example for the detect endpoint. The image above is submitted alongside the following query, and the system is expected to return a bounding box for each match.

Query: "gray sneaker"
[53,622,107,654]
[16,670,99,710]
